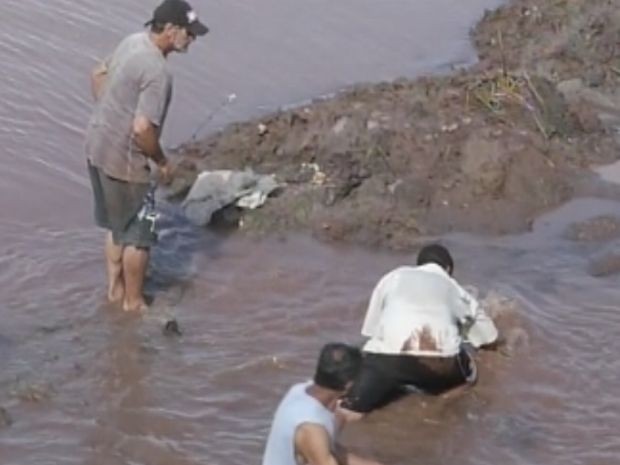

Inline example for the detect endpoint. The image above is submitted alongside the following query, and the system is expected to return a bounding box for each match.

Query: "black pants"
[341,350,476,413]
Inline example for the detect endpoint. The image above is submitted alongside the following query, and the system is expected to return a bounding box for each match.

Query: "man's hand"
[157,160,174,186]
[132,115,167,167]
[90,61,108,102]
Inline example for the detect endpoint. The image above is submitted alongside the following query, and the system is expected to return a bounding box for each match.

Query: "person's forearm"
[90,61,108,102]
[334,444,383,465]
[344,452,383,465]
[91,73,106,101]
[133,122,167,166]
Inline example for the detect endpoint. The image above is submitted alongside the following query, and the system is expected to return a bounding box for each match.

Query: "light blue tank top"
[262,381,336,465]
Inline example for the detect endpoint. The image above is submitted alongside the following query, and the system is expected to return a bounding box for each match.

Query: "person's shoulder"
[125,31,146,43]
[417,262,452,277]
[295,422,331,450]
[386,265,416,276]
[114,32,146,52]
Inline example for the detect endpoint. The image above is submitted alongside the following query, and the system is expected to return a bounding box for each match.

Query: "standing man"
[340,244,499,418]
[85,0,208,311]
[262,343,384,465]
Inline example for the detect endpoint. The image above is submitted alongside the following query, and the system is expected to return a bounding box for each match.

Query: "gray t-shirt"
[85,32,173,183]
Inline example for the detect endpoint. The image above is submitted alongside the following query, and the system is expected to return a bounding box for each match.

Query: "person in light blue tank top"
[262,343,384,465]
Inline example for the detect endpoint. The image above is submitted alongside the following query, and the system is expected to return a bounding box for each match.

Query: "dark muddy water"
[1,1,619,464]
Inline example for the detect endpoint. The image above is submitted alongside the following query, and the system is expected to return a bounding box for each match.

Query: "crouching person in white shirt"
[262,343,384,465]
[340,244,499,417]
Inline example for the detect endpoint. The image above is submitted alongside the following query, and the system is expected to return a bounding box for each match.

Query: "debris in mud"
[11,382,55,403]
[163,319,182,336]
[566,215,620,242]
[171,0,620,249]
[182,169,281,226]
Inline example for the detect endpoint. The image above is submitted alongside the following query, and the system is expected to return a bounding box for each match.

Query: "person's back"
[340,244,499,417]
[262,381,335,465]
[86,31,172,183]
[362,263,476,357]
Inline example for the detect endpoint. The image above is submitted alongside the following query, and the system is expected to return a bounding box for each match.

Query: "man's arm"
[295,423,383,465]
[334,443,384,465]
[132,116,172,183]
[132,116,167,166]
[455,283,498,350]
[295,424,339,465]
[90,61,108,102]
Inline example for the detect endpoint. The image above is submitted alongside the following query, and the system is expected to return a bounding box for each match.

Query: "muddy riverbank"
[172,0,620,249]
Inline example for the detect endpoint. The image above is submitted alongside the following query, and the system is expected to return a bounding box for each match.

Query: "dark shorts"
[88,162,157,248]
[341,349,476,414]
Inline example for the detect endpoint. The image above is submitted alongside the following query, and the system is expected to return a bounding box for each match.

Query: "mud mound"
[173,0,620,249]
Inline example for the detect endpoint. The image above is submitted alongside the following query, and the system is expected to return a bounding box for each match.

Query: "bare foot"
[122,299,148,312]
[107,279,124,303]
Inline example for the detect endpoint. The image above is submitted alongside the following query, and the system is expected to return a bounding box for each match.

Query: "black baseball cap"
[145,0,209,36]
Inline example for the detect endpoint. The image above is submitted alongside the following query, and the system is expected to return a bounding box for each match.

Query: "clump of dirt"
[566,215,620,242]
[174,0,620,249]
[589,252,620,277]
[475,0,620,92]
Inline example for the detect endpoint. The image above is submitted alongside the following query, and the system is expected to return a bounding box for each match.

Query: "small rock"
[257,123,268,136]
[332,117,349,135]
[388,179,403,194]
[584,68,605,88]
[163,319,182,336]
[367,120,380,131]
[557,79,585,99]
[312,171,327,186]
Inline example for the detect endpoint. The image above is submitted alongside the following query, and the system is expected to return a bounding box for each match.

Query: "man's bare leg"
[122,245,149,312]
[105,232,124,302]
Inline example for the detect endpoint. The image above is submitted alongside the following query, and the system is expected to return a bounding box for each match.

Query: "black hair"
[416,243,454,274]
[149,22,166,34]
[313,343,362,391]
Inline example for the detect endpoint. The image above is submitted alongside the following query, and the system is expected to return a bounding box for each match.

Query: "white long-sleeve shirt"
[361,263,498,357]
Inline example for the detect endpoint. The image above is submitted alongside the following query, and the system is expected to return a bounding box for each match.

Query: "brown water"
[1,1,619,464]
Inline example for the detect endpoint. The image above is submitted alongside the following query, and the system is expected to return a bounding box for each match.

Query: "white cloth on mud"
[361,263,498,357]
[182,169,279,226]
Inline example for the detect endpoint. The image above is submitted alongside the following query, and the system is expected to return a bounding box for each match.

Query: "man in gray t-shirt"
[86,0,208,312]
